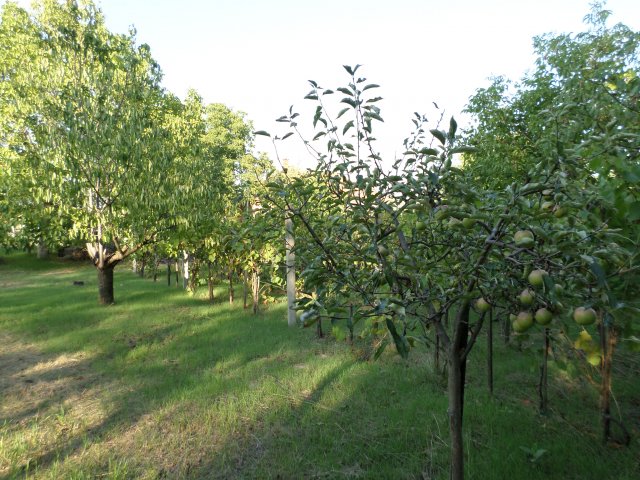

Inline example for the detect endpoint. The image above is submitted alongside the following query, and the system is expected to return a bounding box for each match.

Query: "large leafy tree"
[0,0,223,303]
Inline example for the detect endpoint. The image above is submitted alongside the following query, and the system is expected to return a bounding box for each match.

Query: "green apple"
[587,352,601,367]
[475,297,491,313]
[461,217,475,229]
[513,311,534,333]
[518,289,534,306]
[535,307,553,325]
[514,230,535,248]
[541,201,555,211]
[553,206,568,218]
[528,269,548,287]
[415,220,427,231]
[573,307,597,326]
[434,205,449,221]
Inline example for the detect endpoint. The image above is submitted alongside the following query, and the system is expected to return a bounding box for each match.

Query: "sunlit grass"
[0,253,638,479]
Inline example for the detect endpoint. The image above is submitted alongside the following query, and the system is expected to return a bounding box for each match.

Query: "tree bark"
[447,303,470,480]
[182,251,189,290]
[97,265,115,305]
[252,269,260,315]
[243,270,249,309]
[448,350,465,480]
[600,322,616,442]
[208,262,215,303]
[539,327,550,414]
[167,260,172,286]
[487,310,494,395]
[285,216,297,327]
[228,270,234,304]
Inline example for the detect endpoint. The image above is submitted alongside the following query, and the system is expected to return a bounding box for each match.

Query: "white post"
[285,215,296,326]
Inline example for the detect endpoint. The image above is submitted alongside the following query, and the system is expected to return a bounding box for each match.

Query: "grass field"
[0,253,638,479]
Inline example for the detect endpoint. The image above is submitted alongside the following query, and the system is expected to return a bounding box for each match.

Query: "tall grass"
[0,253,638,479]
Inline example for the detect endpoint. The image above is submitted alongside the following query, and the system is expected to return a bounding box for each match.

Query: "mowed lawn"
[0,254,638,479]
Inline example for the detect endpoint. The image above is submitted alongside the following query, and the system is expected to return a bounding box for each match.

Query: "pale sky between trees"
[6,0,640,167]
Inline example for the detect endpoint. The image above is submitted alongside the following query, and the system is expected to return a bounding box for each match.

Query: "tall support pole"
[285,215,296,327]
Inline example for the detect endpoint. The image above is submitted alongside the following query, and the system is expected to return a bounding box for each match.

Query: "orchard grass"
[0,253,638,479]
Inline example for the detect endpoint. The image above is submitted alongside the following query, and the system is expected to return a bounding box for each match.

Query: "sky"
[6,0,640,168]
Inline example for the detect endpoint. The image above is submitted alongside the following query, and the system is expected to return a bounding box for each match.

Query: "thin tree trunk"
[228,269,234,304]
[252,269,260,315]
[132,258,138,274]
[539,327,550,413]
[182,251,189,290]
[167,260,172,287]
[448,350,465,480]
[285,216,297,327]
[208,262,215,303]
[97,265,115,305]
[447,303,470,480]
[152,253,158,282]
[243,270,249,309]
[600,322,616,442]
[488,309,494,395]
[139,256,145,278]
[175,258,179,287]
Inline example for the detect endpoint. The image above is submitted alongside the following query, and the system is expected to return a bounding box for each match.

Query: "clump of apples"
[512,311,534,333]
[514,230,535,248]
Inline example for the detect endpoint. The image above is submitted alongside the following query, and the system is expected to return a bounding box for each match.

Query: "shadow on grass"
[1,255,638,479]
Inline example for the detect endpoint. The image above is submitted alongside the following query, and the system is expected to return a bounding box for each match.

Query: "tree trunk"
[37,241,48,259]
[243,270,249,309]
[167,260,172,286]
[152,253,158,282]
[487,310,494,395]
[447,303,470,480]
[600,323,616,442]
[132,258,138,274]
[182,251,189,290]
[539,327,550,414]
[97,265,115,305]
[252,269,260,315]
[447,350,465,480]
[228,270,234,304]
[285,216,297,327]
[208,262,215,303]
[175,258,180,287]
[139,257,146,278]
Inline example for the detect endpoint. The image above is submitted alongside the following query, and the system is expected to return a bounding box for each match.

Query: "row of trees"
[258,6,639,479]
[0,0,284,306]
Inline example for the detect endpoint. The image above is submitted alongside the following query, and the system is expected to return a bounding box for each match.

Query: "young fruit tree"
[262,61,636,479]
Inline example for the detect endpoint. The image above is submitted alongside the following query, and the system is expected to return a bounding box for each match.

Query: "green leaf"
[254,130,271,137]
[343,120,355,135]
[336,107,350,119]
[337,87,353,96]
[362,84,380,91]
[386,318,409,359]
[430,129,446,145]
[281,132,294,140]
[448,117,457,139]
